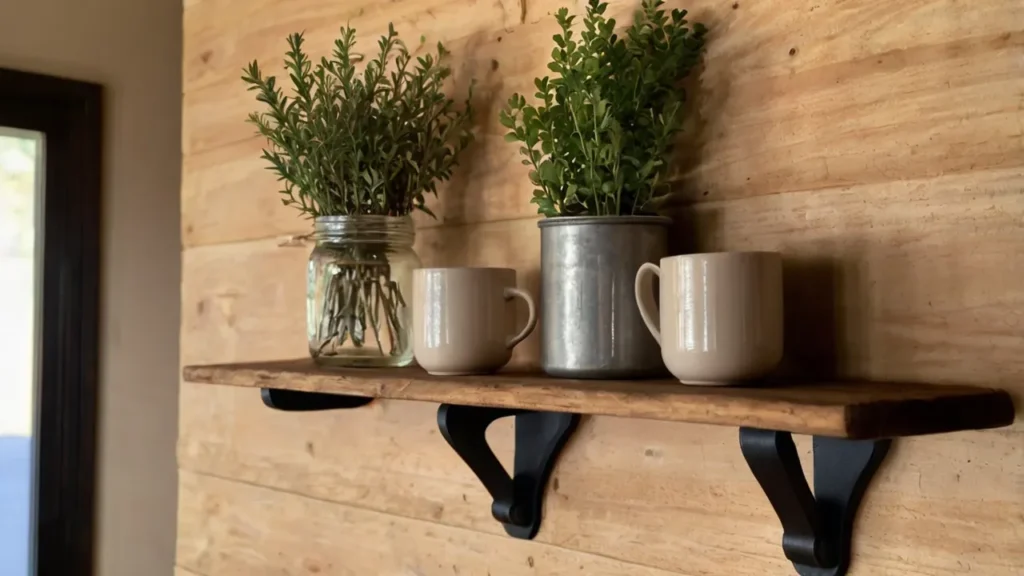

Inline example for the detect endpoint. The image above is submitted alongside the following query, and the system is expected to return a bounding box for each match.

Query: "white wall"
[0,0,181,574]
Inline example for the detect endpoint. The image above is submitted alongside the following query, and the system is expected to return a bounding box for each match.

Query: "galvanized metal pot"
[538,216,670,378]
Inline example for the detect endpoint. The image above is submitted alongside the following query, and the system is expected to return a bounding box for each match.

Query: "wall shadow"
[662,1,746,208]
[437,31,503,228]
[513,266,542,368]
[778,257,843,379]
[424,31,503,268]
[670,204,876,383]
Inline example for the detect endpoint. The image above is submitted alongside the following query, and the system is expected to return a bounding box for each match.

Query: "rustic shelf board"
[182,359,1014,439]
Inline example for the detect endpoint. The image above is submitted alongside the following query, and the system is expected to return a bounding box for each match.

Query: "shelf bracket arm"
[260,388,373,411]
[739,428,891,576]
[437,403,579,540]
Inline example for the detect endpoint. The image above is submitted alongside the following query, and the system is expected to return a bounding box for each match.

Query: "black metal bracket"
[437,403,579,540]
[739,428,891,576]
[260,388,373,411]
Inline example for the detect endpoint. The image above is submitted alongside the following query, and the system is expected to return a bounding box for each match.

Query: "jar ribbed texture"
[313,215,415,245]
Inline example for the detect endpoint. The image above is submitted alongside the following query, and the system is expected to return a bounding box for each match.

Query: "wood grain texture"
[684,168,1024,394]
[178,383,1024,575]
[180,0,1024,244]
[177,169,1024,572]
[177,470,690,576]
[182,0,1024,96]
[182,168,1024,395]
[182,360,1014,439]
[180,0,1024,573]
[181,219,544,369]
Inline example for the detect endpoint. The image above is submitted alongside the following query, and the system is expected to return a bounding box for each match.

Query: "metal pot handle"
[634,263,662,346]
[504,287,537,349]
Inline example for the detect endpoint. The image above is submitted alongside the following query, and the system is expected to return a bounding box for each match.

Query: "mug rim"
[662,251,780,260]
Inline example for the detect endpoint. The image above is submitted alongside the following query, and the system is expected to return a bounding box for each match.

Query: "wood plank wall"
[178,0,1024,574]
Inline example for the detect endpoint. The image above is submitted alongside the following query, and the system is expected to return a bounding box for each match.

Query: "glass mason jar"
[307,216,419,367]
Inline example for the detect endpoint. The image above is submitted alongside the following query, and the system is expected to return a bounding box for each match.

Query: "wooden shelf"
[183,359,1017,566]
[183,359,1014,439]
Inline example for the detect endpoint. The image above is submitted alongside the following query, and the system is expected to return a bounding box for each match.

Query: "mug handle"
[504,287,537,349]
[634,262,662,346]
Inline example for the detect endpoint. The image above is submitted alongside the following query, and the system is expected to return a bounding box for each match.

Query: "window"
[0,128,42,576]
[0,67,101,576]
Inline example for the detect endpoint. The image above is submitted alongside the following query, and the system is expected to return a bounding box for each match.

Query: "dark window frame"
[0,67,101,576]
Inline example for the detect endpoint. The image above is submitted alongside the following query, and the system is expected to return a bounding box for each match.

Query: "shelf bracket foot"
[739,428,891,576]
[260,388,373,411]
[437,403,579,540]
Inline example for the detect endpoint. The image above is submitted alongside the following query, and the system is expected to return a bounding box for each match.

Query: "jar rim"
[312,214,415,243]
[314,215,413,223]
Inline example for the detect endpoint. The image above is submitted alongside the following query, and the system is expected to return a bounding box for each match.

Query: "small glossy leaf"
[538,160,560,185]
[498,109,516,129]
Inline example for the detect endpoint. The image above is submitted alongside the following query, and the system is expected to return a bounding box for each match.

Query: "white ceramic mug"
[634,252,783,385]
[413,267,537,375]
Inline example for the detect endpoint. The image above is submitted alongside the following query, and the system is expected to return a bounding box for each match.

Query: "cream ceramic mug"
[634,252,783,385]
[413,267,537,375]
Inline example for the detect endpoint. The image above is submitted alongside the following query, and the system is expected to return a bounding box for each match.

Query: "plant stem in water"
[313,251,406,358]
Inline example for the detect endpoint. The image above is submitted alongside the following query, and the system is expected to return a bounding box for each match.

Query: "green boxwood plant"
[242,25,473,218]
[500,0,706,216]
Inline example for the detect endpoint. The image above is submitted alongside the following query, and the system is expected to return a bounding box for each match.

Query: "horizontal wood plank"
[178,384,793,575]
[181,0,1024,240]
[182,359,1014,439]
[179,382,1024,575]
[181,219,544,368]
[177,469,689,576]
[181,169,1024,395]
[182,0,1024,569]
[181,0,1024,572]
[183,0,1024,95]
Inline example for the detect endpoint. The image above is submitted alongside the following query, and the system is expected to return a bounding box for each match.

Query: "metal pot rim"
[537,215,672,228]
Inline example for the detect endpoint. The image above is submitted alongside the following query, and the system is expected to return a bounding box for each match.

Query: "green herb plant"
[499,0,706,217]
[242,25,473,360]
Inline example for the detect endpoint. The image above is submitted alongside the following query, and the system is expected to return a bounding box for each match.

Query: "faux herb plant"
[499,0,706,216]
[242,25,473,359]
[242,25,473,218]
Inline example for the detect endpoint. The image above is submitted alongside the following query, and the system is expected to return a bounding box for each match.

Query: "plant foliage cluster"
[499,0,707,216]
[242,25,473,218]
